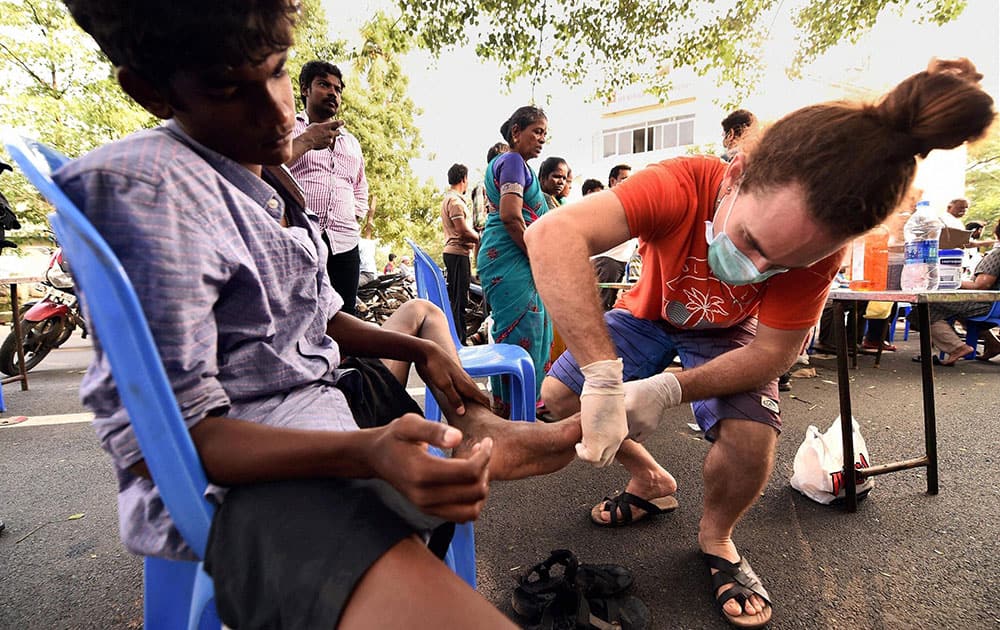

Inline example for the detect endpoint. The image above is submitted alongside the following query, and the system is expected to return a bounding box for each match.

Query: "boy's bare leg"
[379,299,457,383]
[340,535,516,630]
[381,300,580,480]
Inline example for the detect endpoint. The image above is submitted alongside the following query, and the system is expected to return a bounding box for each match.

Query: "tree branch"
[967,154,1000,171]
[0,41,58,95]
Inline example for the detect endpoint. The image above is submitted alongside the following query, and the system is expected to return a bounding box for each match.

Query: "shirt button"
[267,198,279,209]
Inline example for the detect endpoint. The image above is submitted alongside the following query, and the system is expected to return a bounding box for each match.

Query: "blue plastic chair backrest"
[405,239,463,349]
[3,132,214,558]
[980,300,1000,321]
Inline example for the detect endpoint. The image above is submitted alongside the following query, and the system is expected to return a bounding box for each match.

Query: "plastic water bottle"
[900,200,941,291]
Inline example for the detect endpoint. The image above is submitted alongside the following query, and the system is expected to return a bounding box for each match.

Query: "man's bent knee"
[541,376,580,418]
[712,418,778,454]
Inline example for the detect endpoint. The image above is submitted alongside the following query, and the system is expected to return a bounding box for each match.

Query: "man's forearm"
[284,136,312,167]
[187,415,378,485]
[675,342,794,402]
[526,219,616,365]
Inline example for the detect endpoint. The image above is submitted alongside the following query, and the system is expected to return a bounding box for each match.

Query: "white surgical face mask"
[705,187,788,286]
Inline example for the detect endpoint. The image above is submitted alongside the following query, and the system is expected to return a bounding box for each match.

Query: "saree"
[476,153,553,412]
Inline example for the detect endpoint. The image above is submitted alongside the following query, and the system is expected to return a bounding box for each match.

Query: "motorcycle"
[355,273,415,326]
[354,272,487,343]
[464,282,488,344]
[0,247,87,376]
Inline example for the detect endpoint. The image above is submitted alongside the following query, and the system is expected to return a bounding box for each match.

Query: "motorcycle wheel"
[0,315,69,376]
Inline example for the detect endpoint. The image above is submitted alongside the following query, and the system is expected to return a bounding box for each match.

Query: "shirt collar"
[160,120,284,221]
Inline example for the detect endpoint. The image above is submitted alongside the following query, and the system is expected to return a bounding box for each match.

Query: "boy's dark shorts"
[205,357,454,630]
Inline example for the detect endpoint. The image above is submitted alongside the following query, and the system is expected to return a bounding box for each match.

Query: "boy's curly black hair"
[63,0,299,88]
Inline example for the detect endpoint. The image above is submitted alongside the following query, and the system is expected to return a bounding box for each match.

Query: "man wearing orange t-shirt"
[526,155,843,627]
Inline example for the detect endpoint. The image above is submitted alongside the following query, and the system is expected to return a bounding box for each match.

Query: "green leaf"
[393,0,968,105]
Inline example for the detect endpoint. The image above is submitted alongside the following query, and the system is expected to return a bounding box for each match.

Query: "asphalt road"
[2,328,999,629]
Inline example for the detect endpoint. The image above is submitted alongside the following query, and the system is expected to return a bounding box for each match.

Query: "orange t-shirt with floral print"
[612,156,841,330]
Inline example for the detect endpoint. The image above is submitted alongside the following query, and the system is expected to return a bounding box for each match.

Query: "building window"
[602,114,695,158]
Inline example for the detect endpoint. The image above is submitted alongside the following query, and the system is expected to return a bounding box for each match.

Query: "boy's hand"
[370,415,491,523]
[299,120,344,150]
[414,341,490,415]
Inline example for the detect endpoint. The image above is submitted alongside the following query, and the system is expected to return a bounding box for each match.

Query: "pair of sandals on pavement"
[512,549,649,629]
[589,490,772,628]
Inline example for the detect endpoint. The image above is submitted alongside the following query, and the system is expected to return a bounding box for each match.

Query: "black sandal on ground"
[590,491,678,527]
[526,588,650,630]
[703,553,773,629]
[575,562,633,598]
[513,550,635,620]
[512,549,579,620]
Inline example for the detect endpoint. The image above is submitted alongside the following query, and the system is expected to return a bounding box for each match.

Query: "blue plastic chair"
[4,132,220,630]
[936,300,1000,361]
[406,239,539,589]
[406,239,536,423]
[958,300,1000,360]
[888,302,912,342]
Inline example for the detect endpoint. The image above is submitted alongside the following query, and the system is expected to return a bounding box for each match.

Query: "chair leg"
[508,372,528,421]
[424,386,441,421]
[517,357,537,422]
[965,322,980,360]
[189,563,221,630]
[444,522,477,589]
[427,446,476,589]
[144,557,221,630]
[144,556,195,630]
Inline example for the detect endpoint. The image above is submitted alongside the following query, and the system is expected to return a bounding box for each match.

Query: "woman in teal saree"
[477,106,553,415]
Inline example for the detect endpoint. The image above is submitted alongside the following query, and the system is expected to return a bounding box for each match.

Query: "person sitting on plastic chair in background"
[57,2,581,628]
[925,221,1000,364]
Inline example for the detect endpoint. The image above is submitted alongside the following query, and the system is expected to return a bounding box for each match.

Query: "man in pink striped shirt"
[287,61,369,316]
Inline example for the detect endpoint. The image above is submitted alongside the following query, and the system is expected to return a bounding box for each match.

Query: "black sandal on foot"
[590,491,678,527]
[703,553,773,629]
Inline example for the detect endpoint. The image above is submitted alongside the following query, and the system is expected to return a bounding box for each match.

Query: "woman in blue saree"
[477,106,553,415]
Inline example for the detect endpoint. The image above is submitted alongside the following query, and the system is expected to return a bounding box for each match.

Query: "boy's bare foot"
[450,406,581,480]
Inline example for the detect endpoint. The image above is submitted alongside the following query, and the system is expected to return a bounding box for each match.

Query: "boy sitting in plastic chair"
[58,2,580,628]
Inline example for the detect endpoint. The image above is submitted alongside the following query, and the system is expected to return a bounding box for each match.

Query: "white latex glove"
[576,358,628,467]
[623,371,683,442]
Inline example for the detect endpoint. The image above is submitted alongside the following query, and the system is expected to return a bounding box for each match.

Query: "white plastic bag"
[790,416,874,504]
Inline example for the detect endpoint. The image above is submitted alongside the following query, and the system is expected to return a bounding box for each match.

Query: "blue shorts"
[547,309,781,440]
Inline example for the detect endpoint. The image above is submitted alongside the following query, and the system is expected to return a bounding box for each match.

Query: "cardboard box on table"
[940,228,972,250]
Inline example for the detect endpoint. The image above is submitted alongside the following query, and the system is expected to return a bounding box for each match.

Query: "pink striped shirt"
[290,114,369,254]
